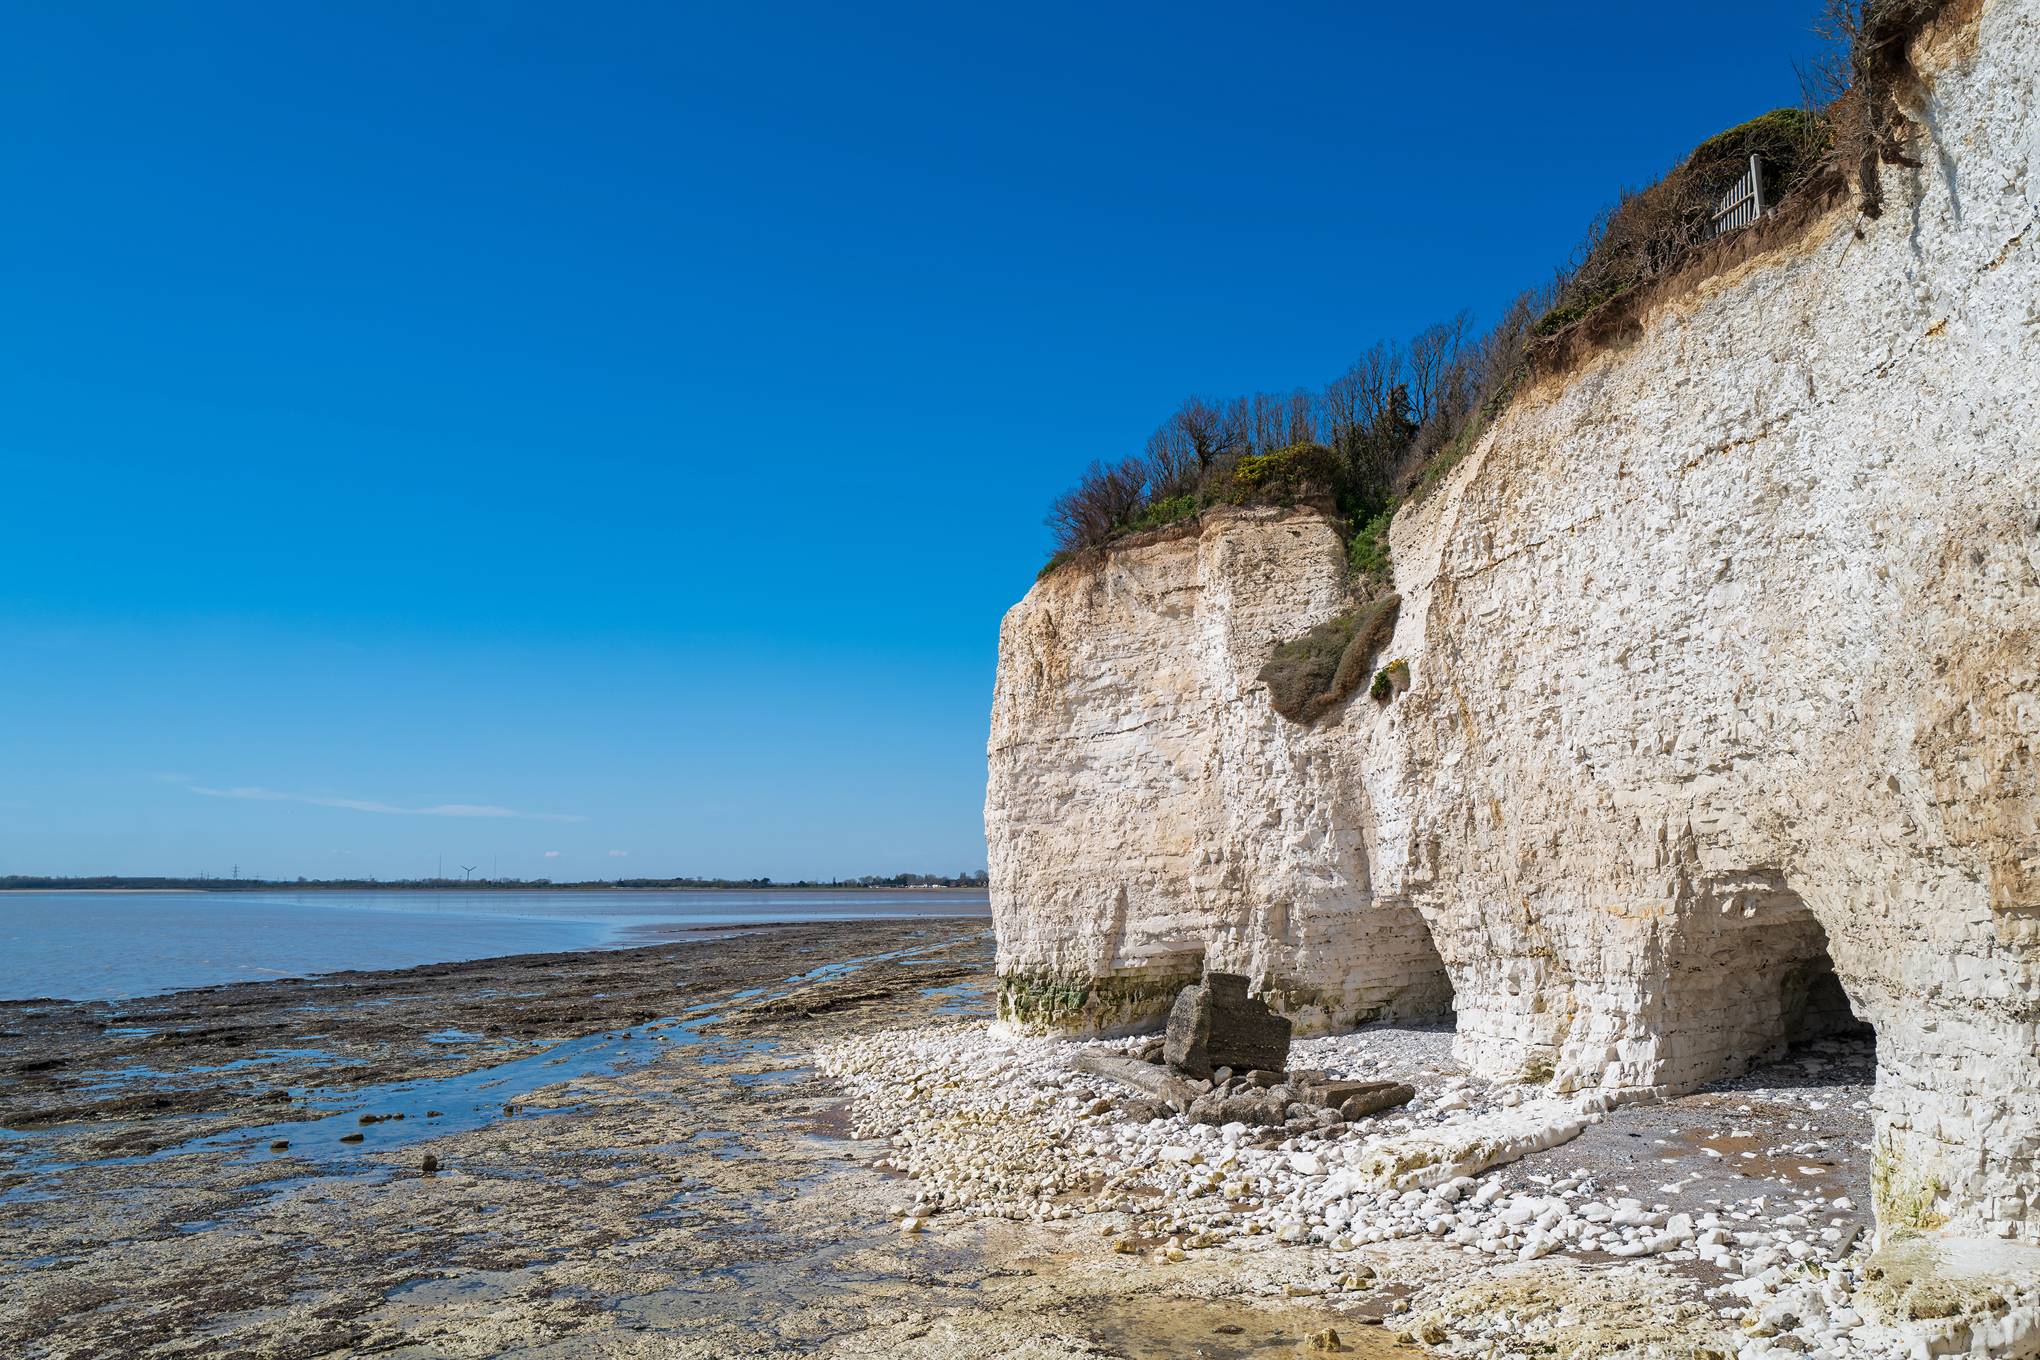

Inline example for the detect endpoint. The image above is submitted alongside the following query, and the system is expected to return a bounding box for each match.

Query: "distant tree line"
[0,872,991,893]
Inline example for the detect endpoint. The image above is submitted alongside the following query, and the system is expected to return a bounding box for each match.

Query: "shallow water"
[0,938,958,1194]
[1087,1294,1414,1359]
[0,888,989,1001]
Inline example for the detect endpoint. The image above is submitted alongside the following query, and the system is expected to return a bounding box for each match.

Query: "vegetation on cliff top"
[1533,107,1830,340]
[1038,0,1951,581]
[1043,298,1547,579]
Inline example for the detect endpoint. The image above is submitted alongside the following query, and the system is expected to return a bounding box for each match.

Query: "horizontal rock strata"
[987,0,2039,1242]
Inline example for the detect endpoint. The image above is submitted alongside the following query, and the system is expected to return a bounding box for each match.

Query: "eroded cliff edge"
[988,0,2037,1241]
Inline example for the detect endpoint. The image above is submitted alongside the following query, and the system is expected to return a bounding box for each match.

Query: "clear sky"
[0,2,1828,881]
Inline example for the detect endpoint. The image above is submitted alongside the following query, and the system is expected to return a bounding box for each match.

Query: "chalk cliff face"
[987,0,2038,1242]
[987,507,1453,1038]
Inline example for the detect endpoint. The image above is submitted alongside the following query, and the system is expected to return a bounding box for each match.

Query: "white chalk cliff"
[987,0,2038,1242]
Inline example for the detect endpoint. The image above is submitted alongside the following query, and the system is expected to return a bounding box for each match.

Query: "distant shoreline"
[0,881,991,894]
[0,888,993,1003]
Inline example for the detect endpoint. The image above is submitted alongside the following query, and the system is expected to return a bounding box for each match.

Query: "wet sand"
[0,921,1405,1359]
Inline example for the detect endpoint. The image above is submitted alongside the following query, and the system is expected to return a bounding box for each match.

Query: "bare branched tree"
[1218,396,1251,463]
[1810,0,1934,219]
[1173,398,1226,473]
[1047,458,1148,555]
[1282,388,1320,448]
[1245,395,1267,454]
[1468,286,1548,407]
[1407,313,1471,424]
[1142,423,1199,501]
[1324,342,1402,446]
[1798,0,1855,110]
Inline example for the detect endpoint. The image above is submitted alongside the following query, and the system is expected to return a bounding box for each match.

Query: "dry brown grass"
[1260,593,1401,724]
[1525,0,1962,383]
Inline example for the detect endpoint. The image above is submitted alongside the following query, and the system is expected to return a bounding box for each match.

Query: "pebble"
[816,1025,1901,1359]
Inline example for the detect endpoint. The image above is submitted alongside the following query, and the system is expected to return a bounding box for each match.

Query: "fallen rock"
[1069,1049,1198,1112]
[1163,974,1290,1080]
[1356,1103,1588,1189]
[1186,1086,1287,1127]
[1301,1077,1400,1109]
[1337,1083,1416,1121]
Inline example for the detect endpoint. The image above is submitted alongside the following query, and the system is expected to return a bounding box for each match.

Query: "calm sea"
[0,889,992,1002]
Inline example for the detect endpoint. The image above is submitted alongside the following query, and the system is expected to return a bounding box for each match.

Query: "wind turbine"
[460,864,477,881]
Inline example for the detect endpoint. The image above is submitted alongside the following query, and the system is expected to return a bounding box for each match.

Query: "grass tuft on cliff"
[1260,593,1400,724]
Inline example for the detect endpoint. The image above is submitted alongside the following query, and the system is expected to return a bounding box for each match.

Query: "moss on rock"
[1872,1144,1950,1238]
[996,968,1202,1035]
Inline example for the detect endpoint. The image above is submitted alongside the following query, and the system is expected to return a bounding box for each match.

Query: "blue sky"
[0,2,1828,880]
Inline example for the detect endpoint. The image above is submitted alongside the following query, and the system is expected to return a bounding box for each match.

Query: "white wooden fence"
[1710,154,1766,237]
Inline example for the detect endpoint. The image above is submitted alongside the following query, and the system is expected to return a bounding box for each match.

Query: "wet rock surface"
[9,921,2038,1359]
[0,921,1424,1360]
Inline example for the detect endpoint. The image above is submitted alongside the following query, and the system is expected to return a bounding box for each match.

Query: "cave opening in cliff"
[1688,888,1873,1084]
[1401,917,1456,1023]
[1363,903,1455,1026]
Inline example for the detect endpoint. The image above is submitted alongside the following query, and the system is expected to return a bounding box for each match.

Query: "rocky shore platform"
[823,1014,2040,1360]
[8,927,2036,1359]
[0,920,1412,1359]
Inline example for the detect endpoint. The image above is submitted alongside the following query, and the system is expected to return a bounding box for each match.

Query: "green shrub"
[1260,593,1401,724]
[1125,494,1199,534]
[1346,506,1395,582]
[1370,658,1410,704]
[1531,284,1634,338]
[1409,410,1492,504]
[1262,614,1356,722]
[1231,442,1337,502]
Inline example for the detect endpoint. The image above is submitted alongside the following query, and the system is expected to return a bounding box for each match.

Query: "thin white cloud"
[186,784,587,824]
[543,850,561,858]
[607,849,629,857]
